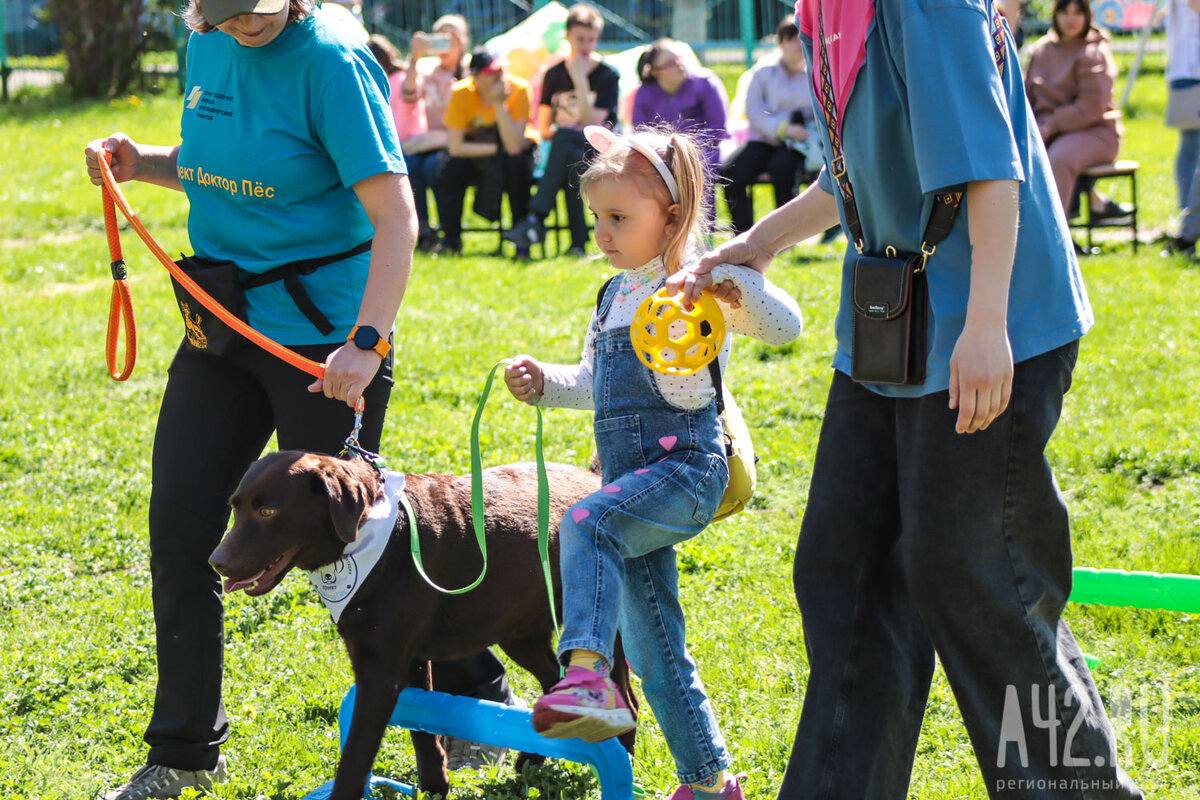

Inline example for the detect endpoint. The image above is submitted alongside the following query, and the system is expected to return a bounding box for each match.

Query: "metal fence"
[360,0,794,61]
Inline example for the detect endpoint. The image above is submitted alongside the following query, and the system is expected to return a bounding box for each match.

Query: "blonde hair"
[581,128,710,273]
[183,0,311,33]
[432,14,470,48]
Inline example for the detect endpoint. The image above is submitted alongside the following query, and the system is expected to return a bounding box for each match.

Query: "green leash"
[404,361,561,636]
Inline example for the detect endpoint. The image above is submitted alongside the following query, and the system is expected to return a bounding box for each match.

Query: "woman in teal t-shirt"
[84,2,422,797]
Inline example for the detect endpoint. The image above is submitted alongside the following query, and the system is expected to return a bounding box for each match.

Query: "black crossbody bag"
[171,239,371,355]
[812,3,1007,385]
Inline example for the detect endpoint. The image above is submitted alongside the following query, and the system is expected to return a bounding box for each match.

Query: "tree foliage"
[46,0,148,97]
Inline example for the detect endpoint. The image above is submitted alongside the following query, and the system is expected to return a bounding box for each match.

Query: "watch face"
[353,326,380,349]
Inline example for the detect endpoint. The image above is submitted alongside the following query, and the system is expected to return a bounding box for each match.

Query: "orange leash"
[97,151,326,381]
[102,180,137,381]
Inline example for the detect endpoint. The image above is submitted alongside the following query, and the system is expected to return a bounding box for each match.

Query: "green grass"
[1,55,1198,800]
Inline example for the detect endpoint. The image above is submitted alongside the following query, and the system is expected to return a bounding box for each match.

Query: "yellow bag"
[713,383,756,521]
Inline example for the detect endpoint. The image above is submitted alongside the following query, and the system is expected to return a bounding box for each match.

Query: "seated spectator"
[718,15,814,235]
[633,39,728,182]
[398,14,471,252]
[368,35,436,229]
[1025,0,1129,225]
[438,48,537,256]
[504,3,619,256]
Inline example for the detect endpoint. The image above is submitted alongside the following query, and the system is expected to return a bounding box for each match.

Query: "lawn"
[0,48,1197,800]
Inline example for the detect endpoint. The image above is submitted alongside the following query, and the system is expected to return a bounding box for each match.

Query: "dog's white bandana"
[308,470,406,624]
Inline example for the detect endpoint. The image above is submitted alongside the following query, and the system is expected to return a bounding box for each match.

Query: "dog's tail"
[588,453,602,475]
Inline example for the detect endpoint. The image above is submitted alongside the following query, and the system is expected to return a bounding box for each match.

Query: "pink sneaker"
[666,773,747,800]
[531,665,636,742]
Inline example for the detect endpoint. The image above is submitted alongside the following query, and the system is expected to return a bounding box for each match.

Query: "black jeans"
[437,150,532,246]
[529,127,592,249]
[145,341,507,771]
[780,343,1143,800]
[719,141,804,235]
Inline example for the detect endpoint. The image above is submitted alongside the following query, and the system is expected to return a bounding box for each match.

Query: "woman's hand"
[84,132,140,186]
[505,356,544,403]
[664,266,741,310]
[410,32,430,59]
[310,344,385,407]
[948,319,1013,434]
[784,123,808,141]
[667,232,776,308]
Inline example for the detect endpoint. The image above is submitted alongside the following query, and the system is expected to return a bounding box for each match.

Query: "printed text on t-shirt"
[177,165,276,199]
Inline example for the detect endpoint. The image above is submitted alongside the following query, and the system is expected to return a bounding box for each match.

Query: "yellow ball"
[630,288,726,375]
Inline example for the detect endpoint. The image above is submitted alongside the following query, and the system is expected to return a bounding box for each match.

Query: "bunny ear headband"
[584,125,681,205]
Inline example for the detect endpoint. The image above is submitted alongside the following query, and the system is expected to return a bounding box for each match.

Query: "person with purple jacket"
[632,39,727,181]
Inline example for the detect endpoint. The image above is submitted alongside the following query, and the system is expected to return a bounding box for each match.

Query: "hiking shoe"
[1089,198,1134,221]
[1161,236,1196,258]
[417,228,442,253]
[532,665,636,742]
[435,238,463,256]
[503,215,545,247]
[444,694,527,769]
[666,773,748,800]
[103,757,227,800]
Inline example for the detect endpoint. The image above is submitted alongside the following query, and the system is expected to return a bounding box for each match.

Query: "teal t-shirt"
[178,15,406,345]
[805,0,1093,397]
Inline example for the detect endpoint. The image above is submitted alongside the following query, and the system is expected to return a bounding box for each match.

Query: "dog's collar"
[308,470,406,624]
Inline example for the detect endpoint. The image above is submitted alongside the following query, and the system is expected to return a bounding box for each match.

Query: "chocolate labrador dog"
[209,451,636,800]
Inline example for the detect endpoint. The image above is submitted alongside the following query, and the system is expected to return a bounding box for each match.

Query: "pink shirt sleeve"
[388,71,428,142]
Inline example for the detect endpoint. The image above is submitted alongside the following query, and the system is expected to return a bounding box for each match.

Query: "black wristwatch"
[347,325,391,359]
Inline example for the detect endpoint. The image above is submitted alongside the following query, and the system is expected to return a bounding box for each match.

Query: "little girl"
[504,126,802,800]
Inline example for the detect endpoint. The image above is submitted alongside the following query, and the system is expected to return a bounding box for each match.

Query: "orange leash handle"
[97,151,326,381]
[103,182,137,380]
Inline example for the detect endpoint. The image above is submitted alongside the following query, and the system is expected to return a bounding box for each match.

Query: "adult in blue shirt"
[84,2,477,798]
[674,1,1144,797]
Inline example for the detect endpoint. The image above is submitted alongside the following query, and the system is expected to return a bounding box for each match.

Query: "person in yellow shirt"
[438,48,537,255]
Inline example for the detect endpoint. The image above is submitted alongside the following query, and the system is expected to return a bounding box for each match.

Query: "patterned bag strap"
[812,2,1009,257]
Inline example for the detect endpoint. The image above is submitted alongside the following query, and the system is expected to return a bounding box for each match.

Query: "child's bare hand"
[505,356,544,403]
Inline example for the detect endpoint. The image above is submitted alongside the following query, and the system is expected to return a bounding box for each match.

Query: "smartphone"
[427,33,452,53]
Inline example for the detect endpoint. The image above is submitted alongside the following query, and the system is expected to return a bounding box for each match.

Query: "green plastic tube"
[1071,568,1200,614]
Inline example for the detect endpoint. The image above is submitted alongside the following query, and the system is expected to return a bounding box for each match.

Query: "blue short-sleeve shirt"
[807,0,1092,397]
[178,15,406,344]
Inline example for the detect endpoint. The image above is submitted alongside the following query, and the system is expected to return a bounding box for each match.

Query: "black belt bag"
[851,251,928,385]
[171,239,372,356]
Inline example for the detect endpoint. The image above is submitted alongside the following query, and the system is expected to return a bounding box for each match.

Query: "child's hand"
[505,356,544,403]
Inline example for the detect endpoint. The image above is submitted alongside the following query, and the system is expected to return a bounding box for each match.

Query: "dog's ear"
[312,460,373,543]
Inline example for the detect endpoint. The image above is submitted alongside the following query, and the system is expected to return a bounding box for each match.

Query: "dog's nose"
[208,547,229,575]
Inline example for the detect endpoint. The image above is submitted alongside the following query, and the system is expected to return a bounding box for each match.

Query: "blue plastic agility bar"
[301,686,636,800]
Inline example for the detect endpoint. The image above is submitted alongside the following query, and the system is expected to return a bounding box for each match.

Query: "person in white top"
[1165,0,1200,255]
[505,126,800,800]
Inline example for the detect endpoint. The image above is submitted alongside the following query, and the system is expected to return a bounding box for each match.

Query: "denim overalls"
[556,277,732,783]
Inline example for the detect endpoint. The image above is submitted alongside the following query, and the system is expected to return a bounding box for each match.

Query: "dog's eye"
[257,507,277,518]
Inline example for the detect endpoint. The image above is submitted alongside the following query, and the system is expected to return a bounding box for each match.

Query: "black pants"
[719,141,804,235]
[780,344,1142,800]
[438,150,533,246]
[530,127,592,249]
[145,341,508,771]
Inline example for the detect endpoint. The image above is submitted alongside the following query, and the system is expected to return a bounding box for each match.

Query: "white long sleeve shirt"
[538,257,803,410]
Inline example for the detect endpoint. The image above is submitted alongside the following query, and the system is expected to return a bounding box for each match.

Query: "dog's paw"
[513,751,547,774]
